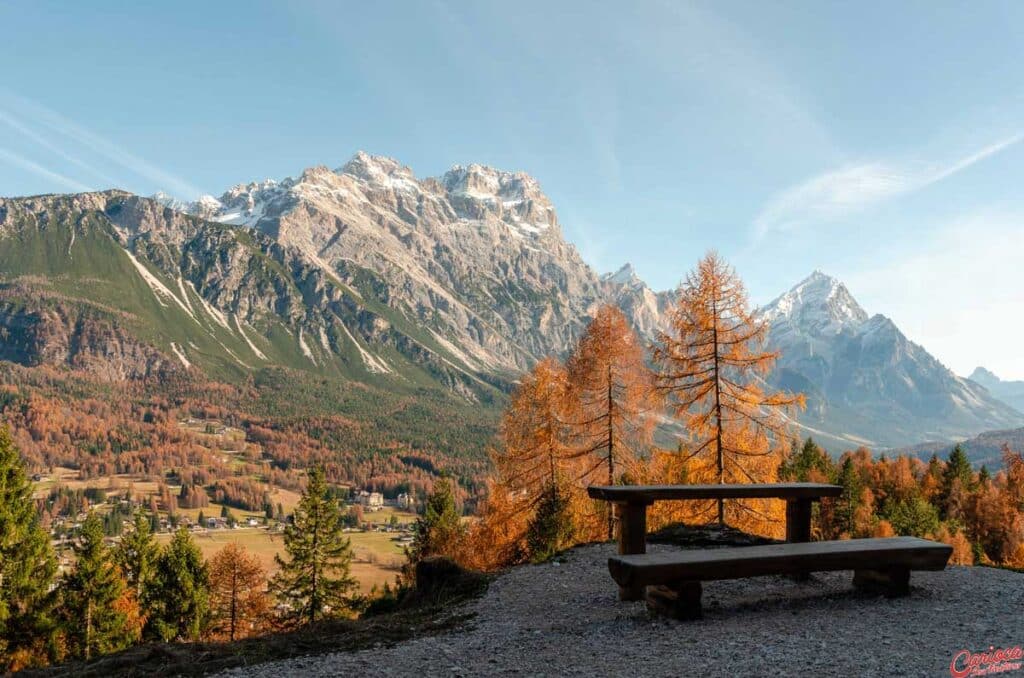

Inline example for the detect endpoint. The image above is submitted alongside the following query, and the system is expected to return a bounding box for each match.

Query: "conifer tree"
[564,304,658,539]
[940,444,974,519]
[408,477,463,569]
[147,527,209,641]
[208,543,269,641]
[0,427,57,671]
[654,252,804,528]
[60,514,138,660]
[272,467,356,626]
[113,513,158,600]
[835,456,862,536]
[525,483,574,562]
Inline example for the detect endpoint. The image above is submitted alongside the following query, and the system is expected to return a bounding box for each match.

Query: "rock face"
[759,272,1024,449]
[968,367,1024,414]
[165,152,612,374]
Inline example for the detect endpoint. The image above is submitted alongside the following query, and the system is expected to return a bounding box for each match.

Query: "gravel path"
[219,543,1024,677]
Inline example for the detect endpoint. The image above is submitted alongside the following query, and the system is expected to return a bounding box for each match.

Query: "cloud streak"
[753,133,1024,237]
[0,109,122,188]
[0,146,95,193]
[0,90,204,199]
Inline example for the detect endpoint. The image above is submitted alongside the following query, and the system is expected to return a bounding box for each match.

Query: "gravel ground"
[219,543,1024,677]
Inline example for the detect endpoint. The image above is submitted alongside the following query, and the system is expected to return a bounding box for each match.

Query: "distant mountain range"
[967,367,1024,414]
[1,151,1020,455]
[757,272,1024,451]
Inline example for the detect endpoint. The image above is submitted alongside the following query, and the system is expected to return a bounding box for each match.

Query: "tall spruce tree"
[0,426,57,671]
[113,513,158,601]
[836,457,862,536]
[940,444,975,519]
[409,478,463,564]
[60,514,137,660]
[147,527,209,641]
[272,467,356,626]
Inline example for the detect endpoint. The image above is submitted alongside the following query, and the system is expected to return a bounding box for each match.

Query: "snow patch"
[170,342,192,369]
[122,248,198,321]
[233,315,268,360]
[297,328,317,365]
[337,322,392,374]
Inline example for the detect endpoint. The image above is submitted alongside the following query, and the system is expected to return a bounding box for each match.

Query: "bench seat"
[608,536,952,619]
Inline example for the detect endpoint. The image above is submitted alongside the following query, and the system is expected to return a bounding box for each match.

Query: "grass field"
[155,526,410,593]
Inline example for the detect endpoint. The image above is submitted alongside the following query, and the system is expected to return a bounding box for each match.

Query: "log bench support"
[615,500,651,601]
[853,567,911,597]
[646,581,703,620]
[785,498,813,581]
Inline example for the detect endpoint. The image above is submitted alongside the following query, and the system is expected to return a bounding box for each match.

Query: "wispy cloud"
[0,109,122,188]
[0,90,204,199]
[0,146,95,193]
[753,133,1024,237]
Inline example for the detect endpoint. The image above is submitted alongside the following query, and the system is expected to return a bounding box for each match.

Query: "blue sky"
[2,1,1023,378]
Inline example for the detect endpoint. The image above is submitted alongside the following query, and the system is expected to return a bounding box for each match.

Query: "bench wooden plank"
[588,482,842,502]
[608,537,952,588]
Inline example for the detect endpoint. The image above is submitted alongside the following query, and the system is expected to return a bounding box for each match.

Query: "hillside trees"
[654,252,804,529]
[272,467,357,626]
[564,304,657,539]
[0,426,57,671]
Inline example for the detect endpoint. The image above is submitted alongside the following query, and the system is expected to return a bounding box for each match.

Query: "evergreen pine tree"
[60,514,137,660]
[940,444,974,519]
[272,467,356,626]
[113,514,158,600]
[408,477,463,567]
[525,483,574,563]
[0,427,57,671]
[780,437,835,482]
[836,457,862,536]
[147,527,209,641]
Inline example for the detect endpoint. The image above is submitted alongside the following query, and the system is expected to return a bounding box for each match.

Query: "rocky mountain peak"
[338,151,416,188]
[760,269,868,336]
[969,366,1000,384]
[603,263,641,287]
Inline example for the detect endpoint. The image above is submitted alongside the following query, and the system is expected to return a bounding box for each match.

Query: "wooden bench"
[608,536,953,620]
[588,483,842,599]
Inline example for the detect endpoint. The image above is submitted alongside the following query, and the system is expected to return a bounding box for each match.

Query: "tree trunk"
[607,363,615,541]
[711,297,724,525]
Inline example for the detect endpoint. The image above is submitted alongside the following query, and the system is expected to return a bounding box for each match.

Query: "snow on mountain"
[762,272,1024,450]
[148,154,1022,451]
[158,152,605,374]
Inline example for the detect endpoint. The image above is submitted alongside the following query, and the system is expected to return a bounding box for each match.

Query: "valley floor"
[218,542,1023,678]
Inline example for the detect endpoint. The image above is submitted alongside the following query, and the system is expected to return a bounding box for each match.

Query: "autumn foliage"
[653,252,803,532]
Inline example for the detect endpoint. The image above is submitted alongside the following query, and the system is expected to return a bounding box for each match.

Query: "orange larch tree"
[207,543,270,642]
[653,251,804,529]
[564,304,659,539]
[495,357,573,505]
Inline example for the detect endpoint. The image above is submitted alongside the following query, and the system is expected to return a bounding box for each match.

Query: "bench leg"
[853,568,910,597]
[646,581,702,620]
[617,501,648,601]
[786,498,813,582]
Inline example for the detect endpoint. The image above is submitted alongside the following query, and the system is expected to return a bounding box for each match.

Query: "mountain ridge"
[2,152,1020,455]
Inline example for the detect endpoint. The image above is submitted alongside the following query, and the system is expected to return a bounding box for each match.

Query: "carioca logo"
[950,645,1024,678]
